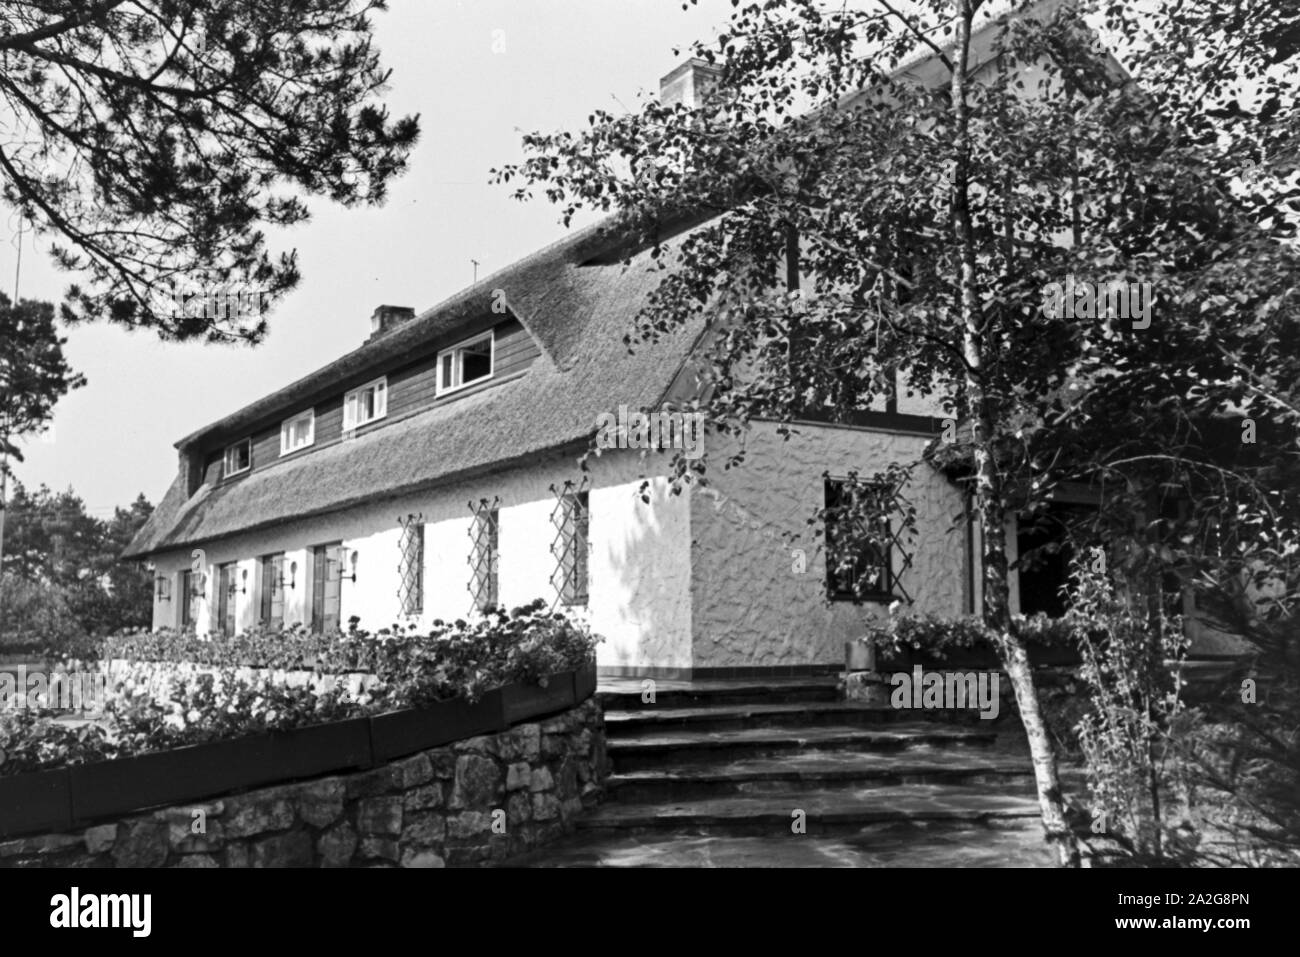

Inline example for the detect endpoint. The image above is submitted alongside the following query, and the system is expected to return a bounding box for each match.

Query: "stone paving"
[577,781,1043,829]
[507,821,1055,867]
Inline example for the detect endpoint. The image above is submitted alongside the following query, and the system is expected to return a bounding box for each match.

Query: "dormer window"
[344,377,387,431]
[281,410,315,455]
[436,332,493,396]
[223,438,251,477]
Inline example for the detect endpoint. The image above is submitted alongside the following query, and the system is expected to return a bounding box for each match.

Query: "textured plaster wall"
[148,449,691,670]
[688,421,967,669]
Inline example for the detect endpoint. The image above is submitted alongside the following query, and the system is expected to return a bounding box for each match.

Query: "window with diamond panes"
[397,516,425,616]
[550,488,589,606]
[824,477,912,602]
[467,499,499,613]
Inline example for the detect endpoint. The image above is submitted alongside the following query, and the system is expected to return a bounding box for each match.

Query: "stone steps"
[502,675,1059,866]
[607,723,999,772]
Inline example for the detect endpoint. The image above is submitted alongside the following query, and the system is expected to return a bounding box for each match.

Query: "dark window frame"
[824,476,898,603]
[223,438,252,478]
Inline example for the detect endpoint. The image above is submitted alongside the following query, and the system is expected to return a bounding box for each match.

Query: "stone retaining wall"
[0,699,606,868]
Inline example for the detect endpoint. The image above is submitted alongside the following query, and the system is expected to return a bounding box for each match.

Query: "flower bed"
[0,600,601,781]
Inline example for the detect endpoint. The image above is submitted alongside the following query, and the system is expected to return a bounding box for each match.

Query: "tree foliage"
[0,293,84,464]
[0,482,153,645]
[0,0,419,342]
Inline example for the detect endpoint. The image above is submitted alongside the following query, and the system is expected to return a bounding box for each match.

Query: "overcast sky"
[4,0,736,517]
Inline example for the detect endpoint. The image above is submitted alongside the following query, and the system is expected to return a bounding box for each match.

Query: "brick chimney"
[369,304,416,340]
[180,448,205,498]
[659,58,723,109]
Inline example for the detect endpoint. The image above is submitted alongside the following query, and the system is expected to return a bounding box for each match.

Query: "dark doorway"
[1015,504,1094,618]
[311,543,342,632]
[260,553,285,628]
[217,562,237,636]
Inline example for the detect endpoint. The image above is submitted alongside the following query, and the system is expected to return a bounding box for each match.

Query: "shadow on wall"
[597,473,692,673]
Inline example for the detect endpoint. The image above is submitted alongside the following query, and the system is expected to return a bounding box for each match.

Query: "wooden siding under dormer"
[210,317,541,483]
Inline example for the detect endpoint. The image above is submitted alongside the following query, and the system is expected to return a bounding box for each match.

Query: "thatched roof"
[124,0,1089,562]
[124,219,706,559]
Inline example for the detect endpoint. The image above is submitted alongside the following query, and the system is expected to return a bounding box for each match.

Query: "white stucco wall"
[587,470,693,671]
[145,422,976,674]
[146,448,692,671]
[687,421,968,669]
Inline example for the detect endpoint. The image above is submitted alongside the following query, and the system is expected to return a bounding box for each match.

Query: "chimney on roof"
[369,304,416,340]
[180,448,204,498]
[659,58,723,110]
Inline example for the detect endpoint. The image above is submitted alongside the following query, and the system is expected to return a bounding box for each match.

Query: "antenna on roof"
[471,259,480,284]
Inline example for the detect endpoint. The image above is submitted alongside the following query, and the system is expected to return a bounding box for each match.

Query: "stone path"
[505,676,1067,868]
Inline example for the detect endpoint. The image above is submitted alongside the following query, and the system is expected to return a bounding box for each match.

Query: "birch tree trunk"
[949,0,1080,868]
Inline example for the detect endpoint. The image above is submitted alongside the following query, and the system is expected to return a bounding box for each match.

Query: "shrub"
[0,574,96,659]
[1067,560,1194,865]
[865,609,1081,661]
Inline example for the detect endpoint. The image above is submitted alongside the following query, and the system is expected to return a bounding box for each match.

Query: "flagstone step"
[575,782,1044,835]
[605,701,996,735]
[606,723,999,771]
[596,675,840,710]
[605,748,1038,802]
[506,819,1054,867]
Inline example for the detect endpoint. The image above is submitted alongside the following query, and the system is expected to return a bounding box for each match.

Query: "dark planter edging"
[501,671,577,726]
[270,717,373,782]
[0,767,73,839]
[370,689,505,763]
[69,734,276,823]
[572,662,597,703]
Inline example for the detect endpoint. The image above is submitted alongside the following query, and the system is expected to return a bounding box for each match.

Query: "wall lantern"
[285,561,298,590]
[155,576,171,601]
[328,549,359,583]
[240,567,250,594]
